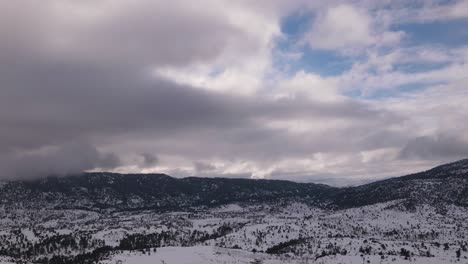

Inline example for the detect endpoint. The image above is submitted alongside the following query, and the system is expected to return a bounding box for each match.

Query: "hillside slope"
[0,159,467,211]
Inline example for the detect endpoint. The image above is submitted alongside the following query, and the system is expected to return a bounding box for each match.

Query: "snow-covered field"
[0,201,467,263]
[100,246,459,264]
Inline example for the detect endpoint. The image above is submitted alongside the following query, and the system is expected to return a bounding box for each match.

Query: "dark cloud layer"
[0,1,466,182]
[400,135,468,160]
[141,153,159,167]
[0,2,404,178]
[0,1,255,67]
[0,142,120,179]
[0,0,416,180]
[193,162,217,173]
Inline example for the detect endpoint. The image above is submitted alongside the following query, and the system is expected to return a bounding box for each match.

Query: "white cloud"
[450,0,468,18]
[1,0,468,185]
[308,4,374,49]
[397,0,468,23]
[275,71,341,101]
[148,0,283,96]
[332,45,468,96]
[306,4,403,51]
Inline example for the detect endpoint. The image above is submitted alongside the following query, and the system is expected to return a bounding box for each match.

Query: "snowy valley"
[0,160,467,263]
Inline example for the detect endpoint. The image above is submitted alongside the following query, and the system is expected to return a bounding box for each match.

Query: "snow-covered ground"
[100,246,460,264]
[0,201,467,263]
[101,246,273,264]
[0,257,14,264]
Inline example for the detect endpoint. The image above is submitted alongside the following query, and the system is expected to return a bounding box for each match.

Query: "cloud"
[306,4,403,51]
[394,0,468,23]
[0,0,467,184]
[0,142,120,180]
[334,45,468,96]
[193,161,217,173]
[400,134,468,160]
[141,153,159,167]
[0,1,256,68]
[308,4,374,49]
[0,29,406,180]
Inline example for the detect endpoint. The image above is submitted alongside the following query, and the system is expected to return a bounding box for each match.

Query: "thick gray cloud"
[141,153,159,167]
[0,0,466,182]
[0,1,255,67]
[0,1,403,167]
[0,45,404,179]
[0,0,416,180]
[399,135,468,160]
[193,162,217,173]
[0,142,120,180]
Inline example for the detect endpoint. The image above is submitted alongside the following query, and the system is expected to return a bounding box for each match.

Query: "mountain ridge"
[0,159,467,263]
[0,159,467,212]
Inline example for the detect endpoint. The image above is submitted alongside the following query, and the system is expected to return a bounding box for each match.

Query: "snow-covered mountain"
[0,159,467,263]
[2,159,468,211]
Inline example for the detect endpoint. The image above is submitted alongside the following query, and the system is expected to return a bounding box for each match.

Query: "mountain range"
[0,159,467,263]
[1,159,467,212]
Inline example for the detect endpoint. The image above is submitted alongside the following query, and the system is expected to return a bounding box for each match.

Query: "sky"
[0,0,468,185]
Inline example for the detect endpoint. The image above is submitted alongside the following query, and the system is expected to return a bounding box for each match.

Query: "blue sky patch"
[276,11,354,76]
[393,61,451,74]
[393,19,468,47]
